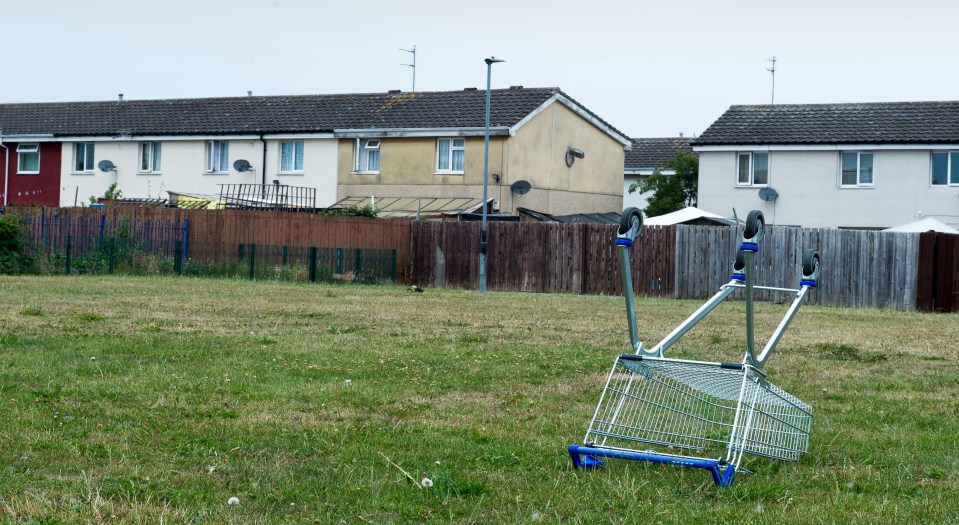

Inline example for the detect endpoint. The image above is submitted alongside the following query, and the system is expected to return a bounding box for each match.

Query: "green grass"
[0,275,957,523]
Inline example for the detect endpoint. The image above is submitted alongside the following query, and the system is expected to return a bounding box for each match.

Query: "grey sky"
[6,0,957,138]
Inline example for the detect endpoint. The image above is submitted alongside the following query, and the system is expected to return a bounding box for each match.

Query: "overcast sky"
[6,0,957,138]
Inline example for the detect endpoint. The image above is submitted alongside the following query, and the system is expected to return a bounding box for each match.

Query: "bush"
[0,214,31,274]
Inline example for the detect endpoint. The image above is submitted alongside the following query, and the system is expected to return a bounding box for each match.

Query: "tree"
[627,150,698,217]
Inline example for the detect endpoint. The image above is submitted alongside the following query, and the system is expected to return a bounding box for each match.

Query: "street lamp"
[479,56,504,293]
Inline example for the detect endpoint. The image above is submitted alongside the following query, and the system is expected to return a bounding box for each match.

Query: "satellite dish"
[97,160,116,172]
[758,187,779,202]
[511,180,531,195]
[233,159,252,172]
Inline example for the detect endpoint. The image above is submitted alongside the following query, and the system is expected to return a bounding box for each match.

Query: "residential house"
[623,137,692,212]
[693,102,959,229]
[0,87,630,215]
[334,86,630,215]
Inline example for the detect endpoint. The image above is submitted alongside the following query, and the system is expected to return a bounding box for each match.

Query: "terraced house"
[694,101,959,229]
[0,87,630,216]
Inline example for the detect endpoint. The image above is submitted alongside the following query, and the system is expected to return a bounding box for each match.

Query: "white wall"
[59,138,338,207]
[697,149,959,229]
[623,174,652,211]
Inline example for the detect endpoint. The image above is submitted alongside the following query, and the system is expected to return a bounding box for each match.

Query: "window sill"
[71,171,95,176]
[735,184,768,188]
[204,171,230,176]
[277,171,304,176]
[16,172,40,176]
[138,172,162,176]
[352,171,380,175]
[838,185,874,189]
[434,171,465,176]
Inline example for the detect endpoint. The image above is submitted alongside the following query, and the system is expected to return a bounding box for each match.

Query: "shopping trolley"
[568,208,820,486]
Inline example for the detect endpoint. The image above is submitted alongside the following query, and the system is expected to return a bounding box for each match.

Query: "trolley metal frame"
[568,209,820,486]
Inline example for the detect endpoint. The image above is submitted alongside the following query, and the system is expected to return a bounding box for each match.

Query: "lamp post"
[480,56,504,293]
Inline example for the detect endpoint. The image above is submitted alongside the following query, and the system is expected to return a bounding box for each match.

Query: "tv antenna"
[400,45,416,92]
[767,55,777,105]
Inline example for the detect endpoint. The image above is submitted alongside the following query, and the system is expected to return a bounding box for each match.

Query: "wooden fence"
[676,225,920,309]
[9,207,413,275]
[411,221,675,296]
[11,206,959,311]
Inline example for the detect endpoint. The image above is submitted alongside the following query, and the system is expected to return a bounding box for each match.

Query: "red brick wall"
[1,142,61,206]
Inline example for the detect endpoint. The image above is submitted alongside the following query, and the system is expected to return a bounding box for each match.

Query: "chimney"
[247,90,253,97]
[463,87,478,91]
[388,89,401,94]
[118,93,124,101]
[509,85,524,90]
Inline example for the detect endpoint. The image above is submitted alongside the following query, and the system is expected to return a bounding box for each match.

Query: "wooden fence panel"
[674,225,921,309]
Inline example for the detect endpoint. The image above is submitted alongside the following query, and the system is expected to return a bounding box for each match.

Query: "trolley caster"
[740,210,765,252]
[616,207,644,247]
[800,249,821,287]
[568,445,605,469]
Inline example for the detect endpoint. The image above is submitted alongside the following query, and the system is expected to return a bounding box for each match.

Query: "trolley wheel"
[733,249,746,273]
[743,210,765,243]
[618,207,644,241]
[802,249,820,280]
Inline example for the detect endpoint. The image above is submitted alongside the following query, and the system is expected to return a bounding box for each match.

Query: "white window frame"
[736,152,769,187]
[16,144,40,174]
[353,139,380,174]
[930,151,959,186]
[839,151,874,188]
[205,141,229,173]
[279,141,304,173]
[436,138,466,174]
[74,142,95,172]
[139,142,162,173]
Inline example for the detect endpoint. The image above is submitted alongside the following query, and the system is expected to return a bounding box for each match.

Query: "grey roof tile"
[0,88,627,140]
[626,137,693,170]
[693,101,959,146]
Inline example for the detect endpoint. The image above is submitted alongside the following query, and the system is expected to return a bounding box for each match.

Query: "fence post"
[99,213,106,249]
[309,246,318,282]
[354,249,361,277]
[336,248,343,274]
[238,243,245,261]
[65,235,72,275]
[282,245,288,266]
[182,219,189,261]
[248,244,256,280]
[173,240,183,276]
[108,237,116,275]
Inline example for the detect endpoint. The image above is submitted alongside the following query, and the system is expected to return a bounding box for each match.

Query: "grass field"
[0,275,957,524]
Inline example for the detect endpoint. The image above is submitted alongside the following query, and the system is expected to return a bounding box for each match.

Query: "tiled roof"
[625,137,692,170]
[0,88,626,140]
[693,101,959,146]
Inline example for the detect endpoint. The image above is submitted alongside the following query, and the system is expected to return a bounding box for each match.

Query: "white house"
[693,102,959,229]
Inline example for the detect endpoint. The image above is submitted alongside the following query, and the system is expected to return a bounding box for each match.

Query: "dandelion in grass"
[227,496,240,505]
[421,477,433,510]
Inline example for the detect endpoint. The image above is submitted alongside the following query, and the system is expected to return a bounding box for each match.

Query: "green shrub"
[0,214,31,274]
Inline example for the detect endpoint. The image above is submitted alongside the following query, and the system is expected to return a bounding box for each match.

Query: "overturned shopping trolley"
[568,208,820,486]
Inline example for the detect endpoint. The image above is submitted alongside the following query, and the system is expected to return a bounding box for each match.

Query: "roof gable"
[693,101,959,146]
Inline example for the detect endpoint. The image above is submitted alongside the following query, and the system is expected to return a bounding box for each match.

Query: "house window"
[74,143,95,172]
[931,151,959,186]
[205,141,229,173]
[17,144,40,174]
[437,138,465,173]
[354,139,380,173]
[736,152,768,186]
[140,142,162,172]
[840,152,874,187]
[280,141,304,172]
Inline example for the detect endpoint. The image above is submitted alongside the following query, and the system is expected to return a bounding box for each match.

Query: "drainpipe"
[0,131,8,206]
[259,134,267,186]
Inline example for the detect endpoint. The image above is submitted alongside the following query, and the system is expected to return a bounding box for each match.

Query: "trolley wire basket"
[568,209,820,486]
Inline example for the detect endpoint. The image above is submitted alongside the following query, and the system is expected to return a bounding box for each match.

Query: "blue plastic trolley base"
[568,445,737,486]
